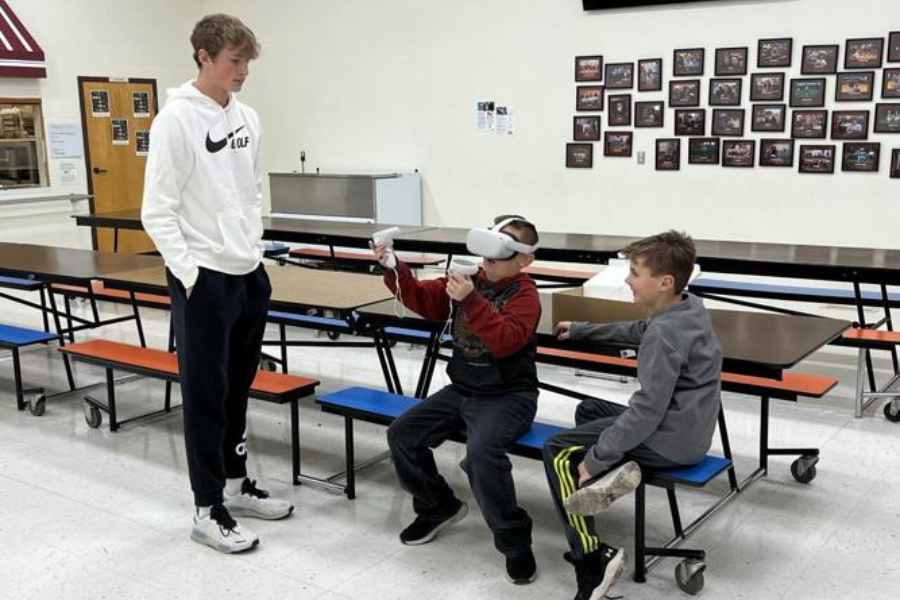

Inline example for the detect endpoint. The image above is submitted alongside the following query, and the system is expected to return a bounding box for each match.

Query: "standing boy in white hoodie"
[142,14,293,554]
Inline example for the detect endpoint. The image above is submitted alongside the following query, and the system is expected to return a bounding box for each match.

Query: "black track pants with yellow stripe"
[542,425,609,559]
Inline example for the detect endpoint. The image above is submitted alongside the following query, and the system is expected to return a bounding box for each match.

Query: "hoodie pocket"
[215,208,259,261]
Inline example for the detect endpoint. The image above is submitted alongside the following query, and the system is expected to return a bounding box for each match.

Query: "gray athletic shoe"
[564,461,641,516]
[223,478,294,520]
[191,504,259,554]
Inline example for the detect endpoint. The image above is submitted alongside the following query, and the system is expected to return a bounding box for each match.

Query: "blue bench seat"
[0,275,45,291]
[690,277,900,306]
[0,323,60,413]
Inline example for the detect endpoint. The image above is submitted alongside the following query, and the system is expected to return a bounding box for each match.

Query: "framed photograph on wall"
[842,142,880,172]
[799,145,837,174]
[883,69,900,98]
[801,45,839,74]
[836,72,875,102]
[688,137,720,165]
[604,131,633,157]
[712,109,745,137]
[890,32,900,63]
[566,143,593,168]
[874,103,900,133]
[656,138,681,170]
[673,48,704,76]
[709,78,742,106]
[635,101,664,127]
[759,139,794,167]
[576,85,605,111]
[831,110,869,140]
[675,109,706,136]
[605,63,634,89]
[638,58,663,91]
[791,110,828,139]
[752,104,787,132]
[573,116,601,141]
[845,38,884,69]
[669,80,701,107]
[891,148,900,178]
[758,38,792,67]
[715,47,748,75]
[575,55,603,82]
[750,73,785,101]
[790,78,826,107]
[722,140,756,167]
[607,95,632,126]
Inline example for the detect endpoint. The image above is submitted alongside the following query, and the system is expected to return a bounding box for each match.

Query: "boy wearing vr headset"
[545,230,722,600]
[371,215,542,585]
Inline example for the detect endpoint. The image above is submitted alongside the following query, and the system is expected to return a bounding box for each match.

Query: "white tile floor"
[1,292,898,600]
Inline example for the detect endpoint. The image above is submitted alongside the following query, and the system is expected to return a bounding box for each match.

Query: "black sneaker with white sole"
[506,548,537,584]
[399,500,468,545]
[564,543,626,600]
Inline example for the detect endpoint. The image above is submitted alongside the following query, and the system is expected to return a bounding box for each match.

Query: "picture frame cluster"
[568,31,900,176]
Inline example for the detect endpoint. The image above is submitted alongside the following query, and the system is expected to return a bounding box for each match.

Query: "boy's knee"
[464,440,507,472]
[386,420,408,450]
[574,402,593,424]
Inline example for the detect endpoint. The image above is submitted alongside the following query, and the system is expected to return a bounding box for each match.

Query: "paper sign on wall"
[59,161,77,183]
[477,100,495,131]
[496,106,514,135]
[48,123,83,158]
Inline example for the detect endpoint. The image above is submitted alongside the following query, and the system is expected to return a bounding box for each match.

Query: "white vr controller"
[372,227,401,269]
[448,258,479,277]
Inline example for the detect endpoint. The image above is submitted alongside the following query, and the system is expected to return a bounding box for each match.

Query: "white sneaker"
[564,461,641,516]
[223,478,294,520]
[191,504,259,554]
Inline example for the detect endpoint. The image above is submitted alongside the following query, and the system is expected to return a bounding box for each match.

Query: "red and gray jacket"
[384,263,540,395]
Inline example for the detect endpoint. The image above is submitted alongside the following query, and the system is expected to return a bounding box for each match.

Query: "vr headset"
[466,217,538,260]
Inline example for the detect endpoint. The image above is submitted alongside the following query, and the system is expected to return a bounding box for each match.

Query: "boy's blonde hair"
[191,14,260,68]
[623,230,696,294]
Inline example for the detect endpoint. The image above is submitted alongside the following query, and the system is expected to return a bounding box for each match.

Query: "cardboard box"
[552,287,652,325]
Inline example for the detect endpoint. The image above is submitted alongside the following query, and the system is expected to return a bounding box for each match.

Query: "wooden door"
[78,77,158,253]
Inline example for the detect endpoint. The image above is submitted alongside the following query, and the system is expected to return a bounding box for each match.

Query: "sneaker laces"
[209,504,238,533]
[241,478,271,500]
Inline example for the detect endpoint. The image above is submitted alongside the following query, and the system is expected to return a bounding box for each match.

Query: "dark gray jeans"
[386,384,537,557]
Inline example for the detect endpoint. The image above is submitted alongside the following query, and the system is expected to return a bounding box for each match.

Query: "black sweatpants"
[386,384,537,558]
[167,264,271,507]
[542,397,683,559]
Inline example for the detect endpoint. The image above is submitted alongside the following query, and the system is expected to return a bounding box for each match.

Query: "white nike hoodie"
[142,80,264,289]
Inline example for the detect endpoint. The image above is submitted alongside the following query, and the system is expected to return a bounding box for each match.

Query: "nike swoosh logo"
[205,125,246,153]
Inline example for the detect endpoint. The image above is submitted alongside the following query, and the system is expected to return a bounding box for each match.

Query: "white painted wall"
[4,0,899,250]
[0,0,202,247]
[202,0,900,248]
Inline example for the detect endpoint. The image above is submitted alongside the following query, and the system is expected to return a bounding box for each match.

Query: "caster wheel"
[260,358,277,372]
[388,339,398,348]
[28,395,46,417]
[791,456,818,484]
[327,331,341,341]
[675,559,706,595]
[884,401,900,423]
[84,404,102,429]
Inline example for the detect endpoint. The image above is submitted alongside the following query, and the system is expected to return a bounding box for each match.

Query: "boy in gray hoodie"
[544,230,722,600]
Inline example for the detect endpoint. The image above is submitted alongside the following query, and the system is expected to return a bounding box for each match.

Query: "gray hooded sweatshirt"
[569,293,722,474]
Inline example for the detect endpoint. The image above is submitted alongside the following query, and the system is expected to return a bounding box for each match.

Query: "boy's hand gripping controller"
[372,227,401,269]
